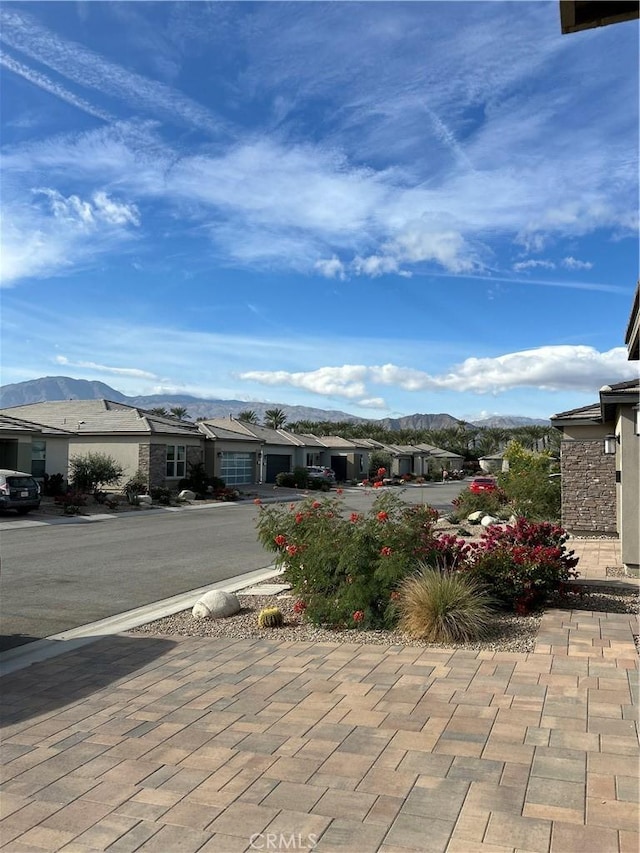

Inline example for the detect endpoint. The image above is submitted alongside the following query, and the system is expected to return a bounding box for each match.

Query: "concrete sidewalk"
[1,541,638,853]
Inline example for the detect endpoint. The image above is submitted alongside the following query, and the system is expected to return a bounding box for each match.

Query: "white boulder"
[137,495,153,506]
[467,511,484,523]
[179,489,196,500]
[481,515,500,527]
[192,590,241,620]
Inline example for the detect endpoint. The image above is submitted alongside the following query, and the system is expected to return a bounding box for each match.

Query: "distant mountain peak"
[0,376,550,429]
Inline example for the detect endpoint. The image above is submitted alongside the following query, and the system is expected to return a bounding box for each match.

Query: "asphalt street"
[0,482,465,650]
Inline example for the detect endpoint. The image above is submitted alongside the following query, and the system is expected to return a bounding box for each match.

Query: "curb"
[0,565,282,678]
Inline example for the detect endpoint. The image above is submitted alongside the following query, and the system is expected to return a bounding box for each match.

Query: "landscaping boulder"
[137,495,152,506]
[467,510,484,523]
[481,514,500,527]
[179,489,196,501]
[192,590,241,620]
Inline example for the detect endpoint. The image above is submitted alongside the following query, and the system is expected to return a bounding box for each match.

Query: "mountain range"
[0,376,550,428]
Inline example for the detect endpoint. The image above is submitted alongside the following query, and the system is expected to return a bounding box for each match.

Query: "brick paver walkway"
[1,605,638,853]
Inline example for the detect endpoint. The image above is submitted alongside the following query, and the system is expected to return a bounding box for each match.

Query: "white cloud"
[239,346,638,399]
[0,189,140,285]
[562,256,593,270]
[513,259,556,272]
[314,257,346,280]
[54,355,156,379]
[357,397,387,410]
[239,365,369,400]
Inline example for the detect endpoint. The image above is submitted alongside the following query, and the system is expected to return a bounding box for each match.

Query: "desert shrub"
[123,471,147,504]
[178,462,223,498]
[55,492,87,514]
[69,452,125,494]
[498,441,561,521]
[256,492,441,629]
[42,472,65,497]
[397,568,495,643]
[450,488,507,522]
[275,472,296,487]
[466,518,578,612]
[150,486,173,505]
[214,487,240,501]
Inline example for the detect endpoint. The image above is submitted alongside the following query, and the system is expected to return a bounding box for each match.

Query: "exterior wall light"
[603,434,619,455]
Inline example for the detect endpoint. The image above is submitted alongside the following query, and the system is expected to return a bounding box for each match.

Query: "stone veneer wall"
[137,443,203,489]
[560,440,617,534]
[138,443,168,489]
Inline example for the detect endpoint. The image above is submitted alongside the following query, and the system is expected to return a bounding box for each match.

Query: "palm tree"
[238,410,259,424]
[169,406,189,421]
[148,407,169,417]
[263,408,288,429]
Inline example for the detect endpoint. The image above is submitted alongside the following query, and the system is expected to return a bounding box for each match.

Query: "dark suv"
[0,469,41,514]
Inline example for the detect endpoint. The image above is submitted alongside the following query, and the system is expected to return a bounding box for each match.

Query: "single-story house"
[551,380,639,575]
[413,443,465,476]
[200,419,372,483]
[551,282,639,575]
[0,413,72,477]
[198,419,309,483]
[0,400,204,491]
[301,434,370,482]
[478,452,506,474]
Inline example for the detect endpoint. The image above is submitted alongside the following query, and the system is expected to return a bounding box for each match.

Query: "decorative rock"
[179,489,196,500]
[481,515,500,527]
[137,495,153,506]
[192,590,241,620]
[467,511,484,523]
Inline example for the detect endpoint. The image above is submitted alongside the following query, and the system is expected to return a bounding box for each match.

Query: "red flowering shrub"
[255,493,440,629]
[466,518,578,611]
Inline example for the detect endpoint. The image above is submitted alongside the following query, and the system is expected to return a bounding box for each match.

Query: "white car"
[0,469,41,514]
[306,466,336,483]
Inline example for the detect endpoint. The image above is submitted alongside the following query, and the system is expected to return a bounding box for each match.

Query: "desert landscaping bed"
[130,584,638,653]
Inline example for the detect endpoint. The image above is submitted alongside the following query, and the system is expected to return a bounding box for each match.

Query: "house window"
[32,440,46,477]
[166,445,186,478]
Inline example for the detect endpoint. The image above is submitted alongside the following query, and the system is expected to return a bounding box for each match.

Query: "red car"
[469,477,497,494]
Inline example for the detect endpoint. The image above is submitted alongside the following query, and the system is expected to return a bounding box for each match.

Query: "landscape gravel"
[130,584,638,653]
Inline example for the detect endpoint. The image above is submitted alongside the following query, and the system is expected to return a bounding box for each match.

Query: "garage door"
[265,454,292,482]
[220,452,255,485]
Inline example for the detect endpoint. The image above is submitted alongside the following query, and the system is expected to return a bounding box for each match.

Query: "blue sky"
[1,1,638,421]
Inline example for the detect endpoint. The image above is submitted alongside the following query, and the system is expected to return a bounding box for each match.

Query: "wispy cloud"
[562,256,593,270]
[240,346,638,398]
[0,7,226,134]
[513,259,556,272]
[0,187,140,286]
[0,52,113,122]
[55,356,156,380]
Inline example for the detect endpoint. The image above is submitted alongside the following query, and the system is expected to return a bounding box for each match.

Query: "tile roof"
[0,400,201,436]
[0,413,73,435]
[550,402,601,422]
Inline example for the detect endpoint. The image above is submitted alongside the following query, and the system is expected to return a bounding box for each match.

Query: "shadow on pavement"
[0,634,177,725]
[0,634,43,653]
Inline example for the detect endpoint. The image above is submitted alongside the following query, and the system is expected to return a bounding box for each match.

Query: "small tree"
[69,452,125,494]
[498,441,560,521]
[238,410,259,424]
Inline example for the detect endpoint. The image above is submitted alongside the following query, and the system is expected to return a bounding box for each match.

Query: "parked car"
[469,476,497,494]
[306,466,336,483]
[0,469,41,514]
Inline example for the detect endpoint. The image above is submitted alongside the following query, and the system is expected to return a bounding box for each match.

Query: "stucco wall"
[618,408,639,570]
[560,439,617,533]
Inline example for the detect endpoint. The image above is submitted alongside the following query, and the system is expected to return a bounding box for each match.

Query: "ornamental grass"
[397,567,495,643]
